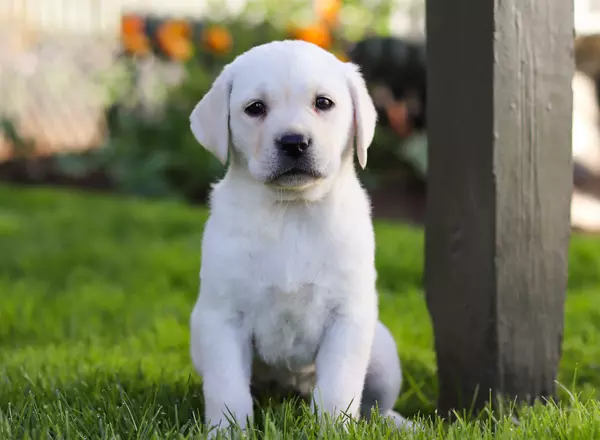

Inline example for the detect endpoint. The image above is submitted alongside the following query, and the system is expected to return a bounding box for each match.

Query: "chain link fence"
[0,0,203,160]
[0,31,119,160]
[0,0,119,160]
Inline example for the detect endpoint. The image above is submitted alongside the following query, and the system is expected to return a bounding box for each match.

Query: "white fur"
[572,70,600,175]
[189,40,408,435]
[571,71,600,232]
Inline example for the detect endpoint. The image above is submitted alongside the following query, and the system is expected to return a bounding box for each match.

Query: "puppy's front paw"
[383,410,423,432]
[205,420,249,440]
[203,396,253,439]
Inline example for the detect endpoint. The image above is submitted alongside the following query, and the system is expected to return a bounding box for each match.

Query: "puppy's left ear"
[190,63,233,165]
[345,63,377,169]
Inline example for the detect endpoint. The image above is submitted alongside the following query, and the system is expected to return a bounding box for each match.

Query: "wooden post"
[425,0,574,414]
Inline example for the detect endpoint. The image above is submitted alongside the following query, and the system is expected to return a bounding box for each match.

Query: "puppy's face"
[190,40,377,191]
[228,47,353,189]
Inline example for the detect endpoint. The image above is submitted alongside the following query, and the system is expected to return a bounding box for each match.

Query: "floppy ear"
[345,63,378,169]
[190,64,233,165]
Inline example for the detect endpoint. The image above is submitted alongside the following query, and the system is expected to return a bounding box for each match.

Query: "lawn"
[2,183,600,438]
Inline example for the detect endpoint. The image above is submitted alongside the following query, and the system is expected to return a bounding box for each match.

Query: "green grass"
[1,183,600,438]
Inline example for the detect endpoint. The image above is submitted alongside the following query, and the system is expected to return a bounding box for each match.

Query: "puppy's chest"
[239,231,343,370]
[246,282,332,370]
[227,211,369,369]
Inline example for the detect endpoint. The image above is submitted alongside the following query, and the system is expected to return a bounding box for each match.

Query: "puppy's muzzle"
[276,133,311,159]
[267,132,322,186]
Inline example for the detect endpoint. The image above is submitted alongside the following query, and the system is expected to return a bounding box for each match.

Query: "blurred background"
[0,0,599,228]
[0,0,600,231]
[0,0,422,224]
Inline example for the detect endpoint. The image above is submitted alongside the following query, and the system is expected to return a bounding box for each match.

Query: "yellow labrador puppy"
[189,40,412,434]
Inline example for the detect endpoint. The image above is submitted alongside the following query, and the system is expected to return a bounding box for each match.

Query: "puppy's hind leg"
[360,321,414,429]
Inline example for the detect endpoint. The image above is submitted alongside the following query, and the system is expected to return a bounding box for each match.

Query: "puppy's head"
[190,40,377,191]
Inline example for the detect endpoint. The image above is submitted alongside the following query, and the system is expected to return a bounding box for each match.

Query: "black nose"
[277,133,311,159]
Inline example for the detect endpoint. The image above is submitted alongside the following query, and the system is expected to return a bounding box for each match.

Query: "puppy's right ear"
[190,65,233,165]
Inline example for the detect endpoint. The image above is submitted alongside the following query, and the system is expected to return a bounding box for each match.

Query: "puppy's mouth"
[267,167,324,188]
[279,168,319,178]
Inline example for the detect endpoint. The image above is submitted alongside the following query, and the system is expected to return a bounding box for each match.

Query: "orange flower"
[120,15,150,55]
[157,19,194,61]
[167,38,195,61]
[314,0,342,27]
[121,15,144,36]
[159,19,192,38]
[290,23,332,49]
[202,25,233,54]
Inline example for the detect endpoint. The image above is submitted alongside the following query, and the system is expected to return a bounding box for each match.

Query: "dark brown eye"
[315,96,334,111]
[244,101,267,117]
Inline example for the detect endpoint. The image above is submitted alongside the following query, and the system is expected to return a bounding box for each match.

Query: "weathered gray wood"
[424,0,574,414]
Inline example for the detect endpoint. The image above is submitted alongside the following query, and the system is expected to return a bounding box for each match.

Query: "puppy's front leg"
[190,305,253,433]
[313,308,377,421]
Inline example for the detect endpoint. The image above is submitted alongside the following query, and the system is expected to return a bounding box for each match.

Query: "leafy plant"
[0,118,35,159]
[45,8,412,201]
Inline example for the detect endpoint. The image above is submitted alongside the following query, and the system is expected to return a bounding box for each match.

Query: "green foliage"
[52,59,222,200]
[1,185,600,437]
[239,0,395,40]
[0,118,35,159]
[1,5,410,201]
[44,14,405,202]
[52,19,323,201]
